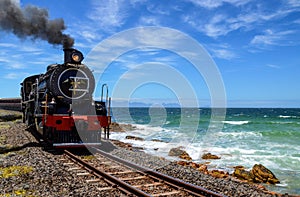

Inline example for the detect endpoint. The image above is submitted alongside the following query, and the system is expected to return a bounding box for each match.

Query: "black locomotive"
[20,48,110,148]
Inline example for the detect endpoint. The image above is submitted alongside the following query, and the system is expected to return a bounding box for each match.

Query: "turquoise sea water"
[110,108,300,195]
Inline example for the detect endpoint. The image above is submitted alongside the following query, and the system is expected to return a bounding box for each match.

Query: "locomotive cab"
[20,74,42,124]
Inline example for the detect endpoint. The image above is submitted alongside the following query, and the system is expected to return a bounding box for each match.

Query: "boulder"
[111,140,132,150]
[110,122,124,132]
[168,147,192,160]
[251,164,280,184]
[198,164,209,174]
[151,139,165,143]
[232,164,280,184]
[190,162,201,169]
[168,147,185,156]
[179,151,192,160]
[125,135,144,141]
[201,153,221,160]
[233,167,254,182]
[177,160,190,166]
[209,169,229,178]
[110,122,137,132]
[121,124,137,131]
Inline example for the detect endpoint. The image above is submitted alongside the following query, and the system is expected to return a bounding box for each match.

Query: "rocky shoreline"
[109,122,297,197]
[0,110,296,196]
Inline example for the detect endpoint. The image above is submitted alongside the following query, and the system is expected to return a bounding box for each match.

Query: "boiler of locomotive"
[38,48,95,104]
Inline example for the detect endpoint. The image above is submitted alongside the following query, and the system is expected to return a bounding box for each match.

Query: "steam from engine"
[0,0,74,48]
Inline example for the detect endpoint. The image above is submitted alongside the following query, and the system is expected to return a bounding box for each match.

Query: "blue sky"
[0,0,300,107]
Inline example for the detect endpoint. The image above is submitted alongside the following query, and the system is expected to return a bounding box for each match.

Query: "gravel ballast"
[0,120,120,196]
[0,112,292,196]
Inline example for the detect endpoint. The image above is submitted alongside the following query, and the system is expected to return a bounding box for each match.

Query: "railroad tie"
[68,167,81,171]
[119,176,147,181]
[107,170,134,175]
[108,165,122,169]
[63,162,74,166]
[96,186,114,191]
[133,182,163,188]
[151,190,181,196]
[77,172,90,176]
[86,179,101,183]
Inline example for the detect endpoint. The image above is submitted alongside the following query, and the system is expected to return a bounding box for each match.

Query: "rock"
[190,162,201,169]
[251,164,280,184]
[125,135,144,141]
[176,161,208,173]
[168,147,192,160]
[110,122,124,132]
[121,124,137,131]
[232,164,280,185]
[111,140,133,150]
[110,122,137,132]
[201,153,221,159]
[177,160,190,166]
[198,164,208,174]
[234,165,245,170]
[168,147,184,156]
[179,151,192,160]
[209,169,229,178]
[151,139,165,143]
[132,146,144,151]
[232,167,254,182]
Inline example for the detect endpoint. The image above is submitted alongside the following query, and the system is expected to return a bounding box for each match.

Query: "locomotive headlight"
[71,52,83,63]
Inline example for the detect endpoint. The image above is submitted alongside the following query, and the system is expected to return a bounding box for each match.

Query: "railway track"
[63,148,227,197]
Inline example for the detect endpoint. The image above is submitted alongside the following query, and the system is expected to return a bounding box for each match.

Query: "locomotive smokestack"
[64,48,84,64]
[0,0,74,48]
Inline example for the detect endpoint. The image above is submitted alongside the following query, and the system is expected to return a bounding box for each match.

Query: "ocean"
[110,107,300,195]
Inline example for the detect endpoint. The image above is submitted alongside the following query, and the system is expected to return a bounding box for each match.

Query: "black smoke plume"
[0,0,74,48]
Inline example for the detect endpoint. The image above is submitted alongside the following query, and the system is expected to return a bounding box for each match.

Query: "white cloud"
[266,64,280,69]
[186,0,251,9]
[139,16,161,26]
[203,14,231,38]
[146,3,170,15]
[4,72,29,79]
[211,48,237,60]
[0,43,18,48]
[88,0,128,32]
[129,0,148,7]
[286,0,300,7]
[250,29,295,46]
[183,1,299,39]
[186,0,224,9]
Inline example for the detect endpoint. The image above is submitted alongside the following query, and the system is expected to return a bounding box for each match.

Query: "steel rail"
[91,147,227,197]
[63,149,152,197]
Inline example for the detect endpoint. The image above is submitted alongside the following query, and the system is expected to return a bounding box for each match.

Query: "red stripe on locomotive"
[44,115,109,131]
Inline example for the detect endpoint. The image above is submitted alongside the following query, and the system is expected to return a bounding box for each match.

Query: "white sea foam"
[222,120,250,125]
[215,131,262,138]
[279,115,291,118]
[278,115,298,118]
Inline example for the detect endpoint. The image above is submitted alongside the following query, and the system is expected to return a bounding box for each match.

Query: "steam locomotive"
[20,48,111,148]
